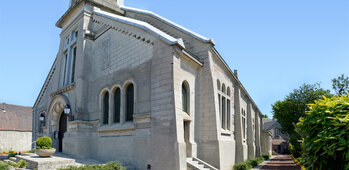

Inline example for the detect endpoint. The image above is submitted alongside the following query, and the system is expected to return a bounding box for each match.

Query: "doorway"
[58,112,67,152]
[184,121,192,157]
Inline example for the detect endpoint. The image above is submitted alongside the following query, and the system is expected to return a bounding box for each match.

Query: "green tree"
[271,83,332,157]
[332,74,349,96]
[296,95,349,170]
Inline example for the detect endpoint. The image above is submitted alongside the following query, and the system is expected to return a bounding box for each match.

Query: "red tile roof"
[0,103,32,131]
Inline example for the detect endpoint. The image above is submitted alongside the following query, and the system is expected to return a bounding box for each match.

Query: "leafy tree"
[272,83,332,157]
[296,95,349,170]
[332,74,349,96]
[263,115,268,118]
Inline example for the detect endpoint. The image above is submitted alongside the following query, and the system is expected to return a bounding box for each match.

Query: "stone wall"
[0,131,32,152]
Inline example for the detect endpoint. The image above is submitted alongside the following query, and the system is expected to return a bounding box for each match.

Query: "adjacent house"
[0,103,32,153]
[263,118,290,154]
[32,0,270,169]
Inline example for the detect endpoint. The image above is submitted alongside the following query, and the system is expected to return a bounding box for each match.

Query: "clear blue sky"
[0,0,348,117]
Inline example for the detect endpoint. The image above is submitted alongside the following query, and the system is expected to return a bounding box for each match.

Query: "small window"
[182,83,188,113]
[114,88,121,123]
[275,129,279,137]
[222,84,226,94]
[75,30,78,38]
[103,92,109,125]
[126,84,134,121]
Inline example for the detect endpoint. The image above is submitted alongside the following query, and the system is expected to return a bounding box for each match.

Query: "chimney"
[234,69,238,79]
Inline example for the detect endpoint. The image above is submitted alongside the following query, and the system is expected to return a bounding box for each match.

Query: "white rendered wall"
[0,131,32,152]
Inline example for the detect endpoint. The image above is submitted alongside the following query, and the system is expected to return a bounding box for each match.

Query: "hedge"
[296,94,349,170]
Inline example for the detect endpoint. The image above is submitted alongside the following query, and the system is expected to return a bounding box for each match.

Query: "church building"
[32,0,267,169]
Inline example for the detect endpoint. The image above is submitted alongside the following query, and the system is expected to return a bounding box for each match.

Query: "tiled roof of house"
[263,118,278,130]
[0,103,32,131]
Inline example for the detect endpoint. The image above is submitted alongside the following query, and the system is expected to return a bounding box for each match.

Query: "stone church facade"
[32,0,267,169]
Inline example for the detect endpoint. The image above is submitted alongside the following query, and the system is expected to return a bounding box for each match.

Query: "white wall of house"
[0,131,32,152]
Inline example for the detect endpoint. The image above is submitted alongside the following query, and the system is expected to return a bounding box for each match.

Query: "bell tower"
[69,0,124,8]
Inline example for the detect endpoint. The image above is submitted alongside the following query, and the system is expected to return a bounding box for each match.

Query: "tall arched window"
[126,84,134,121]
[103,92,109,125]
[242,109,246,139]
[114,88,121,123]
[217,80,221,90]
[182,83,188,113]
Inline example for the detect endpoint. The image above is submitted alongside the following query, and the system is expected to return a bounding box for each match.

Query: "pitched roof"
[263,118,278,130]
[93,9,186,49]
[0,103,32,131]
[120,6,215,45]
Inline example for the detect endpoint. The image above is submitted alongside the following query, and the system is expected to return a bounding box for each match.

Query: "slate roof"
[263,118,278,130]
[0,103,32,131]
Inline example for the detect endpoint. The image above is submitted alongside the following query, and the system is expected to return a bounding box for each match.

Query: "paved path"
[260,155,301,170]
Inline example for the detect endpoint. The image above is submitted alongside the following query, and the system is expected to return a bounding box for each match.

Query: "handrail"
[192,157,219,170]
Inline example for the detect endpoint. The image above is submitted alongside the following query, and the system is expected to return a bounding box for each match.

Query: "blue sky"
[0,0,348,117]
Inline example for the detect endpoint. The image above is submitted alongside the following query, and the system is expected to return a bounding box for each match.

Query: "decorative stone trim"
[98,123,136,137]
[134,113,151,129]
[182,112,191,121]
[92,19,154,46]
[50,83,75,98]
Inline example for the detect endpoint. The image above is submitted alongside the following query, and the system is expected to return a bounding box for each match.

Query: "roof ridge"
[93,9,186,49]
[121,6,215,45]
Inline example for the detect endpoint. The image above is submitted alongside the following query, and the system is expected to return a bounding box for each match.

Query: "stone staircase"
[187,157,219,170]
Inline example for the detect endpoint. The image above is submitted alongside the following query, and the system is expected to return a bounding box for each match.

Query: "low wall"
[0,130,32,152]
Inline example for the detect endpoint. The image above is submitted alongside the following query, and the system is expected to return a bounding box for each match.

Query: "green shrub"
[58,162,125,170]
[256,157,265,164]
[233,162,251,170]
[296,95,349,170]
[0,161,10,170]
[262,154,270,160]
[247,159,259,167]
[16,160,28,168]
[6,160,28,168]
[36,136,53,149]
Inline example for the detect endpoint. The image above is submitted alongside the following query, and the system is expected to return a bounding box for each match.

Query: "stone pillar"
[247,102,255,159]
[255,113,262,156]
[234,84,245,163]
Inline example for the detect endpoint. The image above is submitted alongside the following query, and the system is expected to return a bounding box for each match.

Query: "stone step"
[15,153,76,170]
[9,157,17,162]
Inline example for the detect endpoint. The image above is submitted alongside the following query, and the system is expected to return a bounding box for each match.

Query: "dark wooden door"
[59,113,67,152]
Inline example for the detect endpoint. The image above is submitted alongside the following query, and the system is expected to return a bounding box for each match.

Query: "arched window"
[114,88,121,123]
[182,83,188,113]
[242,109,246,139]
[126,84,134,121]
[227,87,231,96]
[217,80,221,90]
[222,84,226,94]
[103,92,109,125]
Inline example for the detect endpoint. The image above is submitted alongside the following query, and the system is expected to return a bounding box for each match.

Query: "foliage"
[0,161,10,170]
[16,160,28,168]
[272,83,332,157]
[58,162,125,170]
[36,136,53,149]
[6,160,28,168]
[7,150,16,158]
[233,156,269,170]
[233,162,251,170]
[296,95,349,170]
[262,154,270,160]
[332,74,349,96]
[263,114,268,118]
